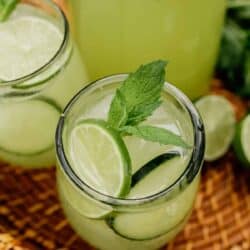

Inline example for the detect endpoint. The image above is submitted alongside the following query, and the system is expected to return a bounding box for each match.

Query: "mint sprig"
[0,0,18,22]
[108,60,166,128]
[120,126,189,148]
[107,60,190,148]
[107,89,128,129]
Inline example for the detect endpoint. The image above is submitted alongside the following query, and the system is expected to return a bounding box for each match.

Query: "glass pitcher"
[69,0,226,99]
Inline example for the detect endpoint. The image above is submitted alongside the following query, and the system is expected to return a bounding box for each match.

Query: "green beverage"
[56,62,205,250]
[0,0,88,168]
[70,0,226,99]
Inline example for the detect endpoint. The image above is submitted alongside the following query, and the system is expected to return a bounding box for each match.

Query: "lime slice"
[0,4,65,85]
[68,119,132,198]
[0,0,18,22]
[233,114,250,168]
[195,95,236,161]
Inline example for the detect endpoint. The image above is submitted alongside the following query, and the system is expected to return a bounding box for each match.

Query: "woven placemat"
[0,84,249,250]
[0,153,249,250]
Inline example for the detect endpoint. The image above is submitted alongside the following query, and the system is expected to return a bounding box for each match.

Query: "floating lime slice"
[68,119,132,198]
[195,95,236,161]
[233,114,250,168]
[0,4,69,87]
[65,119,132,219]
[0,0,18,22]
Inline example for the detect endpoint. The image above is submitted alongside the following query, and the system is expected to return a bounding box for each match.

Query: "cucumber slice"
[131,151,180,187]
[38,96,62,114]
[106,210,191,241]
[107,174,199,241]
[129,152,185,199]
[0,97,62,156]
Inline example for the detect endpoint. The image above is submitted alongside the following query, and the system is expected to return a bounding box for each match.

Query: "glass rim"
[56,74,205,208]
[0,0,69,87]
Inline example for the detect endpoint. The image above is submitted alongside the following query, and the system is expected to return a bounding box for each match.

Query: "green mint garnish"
[120,125,189,148]
[0,0,19,22]
[108,60,165,128]
[107,60,190,148]
[107,89,128,129]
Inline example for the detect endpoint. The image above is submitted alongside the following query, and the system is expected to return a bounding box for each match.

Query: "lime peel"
[68,119,132,198]
[195,95,236,161]
[233,114,250,168]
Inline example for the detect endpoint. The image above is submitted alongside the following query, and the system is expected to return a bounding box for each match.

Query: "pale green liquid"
[58,174,199,250]
[57,82,201,250]
[0,4,89,168]
[71,0,226,99]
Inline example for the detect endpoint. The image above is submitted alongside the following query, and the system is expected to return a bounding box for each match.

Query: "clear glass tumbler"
[0,0,88,168]
[56,75,205,250]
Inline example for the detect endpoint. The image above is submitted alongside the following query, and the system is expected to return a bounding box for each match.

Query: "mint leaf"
[108,89,128,129]
[0,0,18,22]
[107,60,167,128]
[121,60,167,125]
[121,60,166,109]
[107,60,189,149]
[121,125,190,149]
[126,100,162,125]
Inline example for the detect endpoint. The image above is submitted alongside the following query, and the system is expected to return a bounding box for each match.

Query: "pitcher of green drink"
[69,0,226,99]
